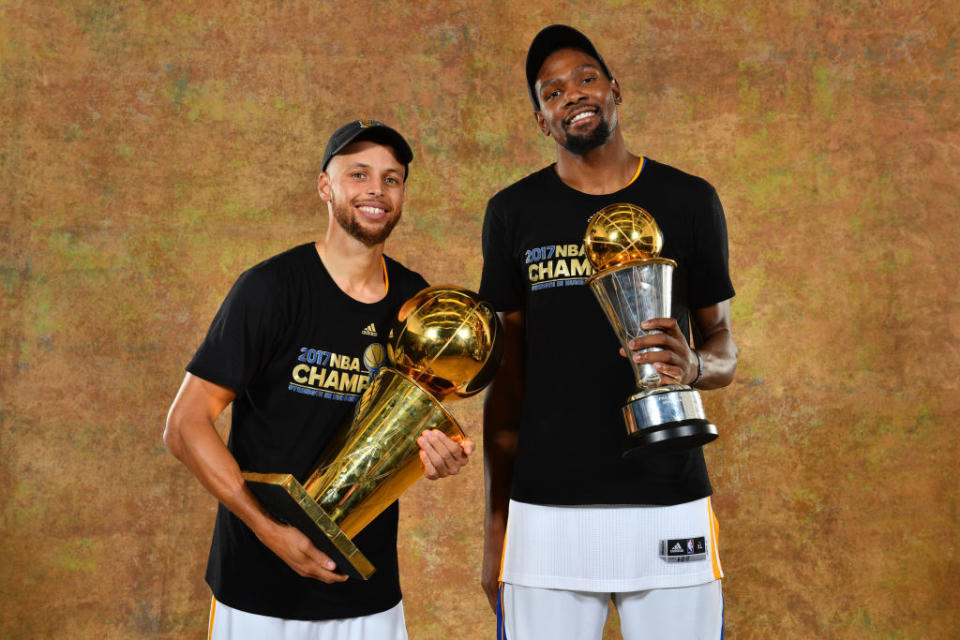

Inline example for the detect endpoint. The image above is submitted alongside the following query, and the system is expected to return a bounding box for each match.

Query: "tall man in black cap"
[480,27,737,639]
[164,120,473,639]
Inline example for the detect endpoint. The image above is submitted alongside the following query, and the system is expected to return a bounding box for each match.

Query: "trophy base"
[622,419,718,458]
[243,472,375,581]
[621,386,718,458]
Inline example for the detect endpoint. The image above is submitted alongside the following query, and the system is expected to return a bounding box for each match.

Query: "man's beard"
[332,197,401,247]
[560,114,614,155]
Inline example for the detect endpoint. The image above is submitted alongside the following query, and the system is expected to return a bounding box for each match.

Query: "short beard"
[332,197,401,247]
[561,115,614,155]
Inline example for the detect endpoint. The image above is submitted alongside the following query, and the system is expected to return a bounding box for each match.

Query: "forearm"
[480,378,521,609]
[484,426,518,528]
[164,377,280,542]
[166,374,345,581]
[694,326,737,390]
[167,418,274,532]
[691,301,737,390]
[483,310,524,525]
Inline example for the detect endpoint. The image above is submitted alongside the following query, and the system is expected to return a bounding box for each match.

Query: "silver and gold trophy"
[584,203,717,458]
[243,286,502,579]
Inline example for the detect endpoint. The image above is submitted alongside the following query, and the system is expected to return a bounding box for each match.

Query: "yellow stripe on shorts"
[207,597,217,640]
[707,497,724,580]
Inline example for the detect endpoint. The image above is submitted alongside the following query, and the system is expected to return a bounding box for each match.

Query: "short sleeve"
[687,186,735,310]
[479,197,524,312]
[186,268,279,393]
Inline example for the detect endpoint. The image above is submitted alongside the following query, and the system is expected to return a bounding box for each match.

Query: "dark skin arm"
[481,310,525,613]
[624,300,737,389]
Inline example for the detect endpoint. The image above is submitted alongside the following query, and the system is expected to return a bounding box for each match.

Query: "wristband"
[691,350,703,387]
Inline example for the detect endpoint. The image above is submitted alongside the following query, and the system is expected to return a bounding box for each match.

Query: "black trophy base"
[622,419,718,460]
[243,472,374,580]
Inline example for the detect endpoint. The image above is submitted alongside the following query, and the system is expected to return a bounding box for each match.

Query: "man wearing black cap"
[164,120,473,639]
[480,26,737,638]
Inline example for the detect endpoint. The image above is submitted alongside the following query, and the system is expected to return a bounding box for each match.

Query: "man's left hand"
[624,317,697,386]
[417,429,474,479]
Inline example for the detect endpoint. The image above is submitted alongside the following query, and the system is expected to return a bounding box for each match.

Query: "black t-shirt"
[187,242,428,620]
[479,158,735,507]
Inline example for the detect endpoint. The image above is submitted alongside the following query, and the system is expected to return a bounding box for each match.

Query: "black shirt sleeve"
[479,195,524,312]
[187,268,279,393]
[687,185,735,310]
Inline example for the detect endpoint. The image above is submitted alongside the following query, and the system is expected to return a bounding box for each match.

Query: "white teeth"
[570,111,595,124]
[359,206,385,215]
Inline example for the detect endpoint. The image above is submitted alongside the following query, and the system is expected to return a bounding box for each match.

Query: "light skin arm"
[625,300,737,389]
[481,310,525,612]
[164,374,472,582]
[163,373,349,582]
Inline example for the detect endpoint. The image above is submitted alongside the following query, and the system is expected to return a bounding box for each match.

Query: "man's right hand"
[257,520,349,584]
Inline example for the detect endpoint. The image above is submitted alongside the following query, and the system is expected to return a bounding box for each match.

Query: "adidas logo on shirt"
[660,537,707,563]
[361,323,378,337]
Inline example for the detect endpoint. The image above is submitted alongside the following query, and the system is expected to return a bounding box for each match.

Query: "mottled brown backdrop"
[2,1,958,638]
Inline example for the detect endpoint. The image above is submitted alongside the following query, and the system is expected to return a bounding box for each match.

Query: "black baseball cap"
[321,119,414,181]
[525,25,613,109]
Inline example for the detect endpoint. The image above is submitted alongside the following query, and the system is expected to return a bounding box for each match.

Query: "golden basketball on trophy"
[583,202,663,269]
[584,203,718,458]
[389,286,504,399]
[243,286,502,579]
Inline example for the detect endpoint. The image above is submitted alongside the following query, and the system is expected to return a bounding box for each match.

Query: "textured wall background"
[2,1,958,638]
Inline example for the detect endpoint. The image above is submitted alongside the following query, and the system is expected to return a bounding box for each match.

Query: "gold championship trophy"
[243,286,502,579]
[584,203,717,458]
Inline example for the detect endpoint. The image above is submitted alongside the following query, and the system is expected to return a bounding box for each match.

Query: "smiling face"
[318,140,405,247]
[534,47,620,155]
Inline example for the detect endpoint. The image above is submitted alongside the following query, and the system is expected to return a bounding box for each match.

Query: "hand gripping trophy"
[584,203,717,459]
[243,286,502,579]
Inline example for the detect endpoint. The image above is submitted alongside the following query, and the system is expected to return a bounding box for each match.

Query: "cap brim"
[351,127,414,166]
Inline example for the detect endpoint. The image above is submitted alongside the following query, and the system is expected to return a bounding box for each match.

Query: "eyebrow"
[345,161,403,175]
[539,64,602,93]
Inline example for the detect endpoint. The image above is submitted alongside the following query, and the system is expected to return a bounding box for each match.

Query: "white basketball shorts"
[208,598,407,640]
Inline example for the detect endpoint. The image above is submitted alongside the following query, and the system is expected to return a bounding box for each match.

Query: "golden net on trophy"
[244,286,502,579]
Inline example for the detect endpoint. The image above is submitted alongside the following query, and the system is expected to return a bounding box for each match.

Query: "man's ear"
[534,110,549,137]
[317,172,332,202]
[611,78,622,105]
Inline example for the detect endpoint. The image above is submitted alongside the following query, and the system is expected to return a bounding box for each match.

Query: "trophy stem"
[302,368,462,539]
[587,260,675,388]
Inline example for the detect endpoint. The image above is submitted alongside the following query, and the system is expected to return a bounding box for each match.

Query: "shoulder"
[487,165,556,211]
[243,243,314,280]
[231,243,314,296]
[642,158,717,199]
[383,254,429,293]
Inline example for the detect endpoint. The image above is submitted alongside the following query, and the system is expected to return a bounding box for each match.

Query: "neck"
[554,128,640,195]
[315,224,387,303]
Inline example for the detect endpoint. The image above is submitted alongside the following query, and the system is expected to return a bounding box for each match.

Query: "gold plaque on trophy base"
[243,472,376,580]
